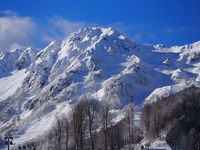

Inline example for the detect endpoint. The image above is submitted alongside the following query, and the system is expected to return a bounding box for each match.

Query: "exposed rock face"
[15,56,27,70]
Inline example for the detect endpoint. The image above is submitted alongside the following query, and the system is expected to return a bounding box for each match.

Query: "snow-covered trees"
[99,101,112,150]
[48,115,70,150]
[125,99,135,146]
[82,96,98,150]
[47,96,142,150]
[71,100,87,150]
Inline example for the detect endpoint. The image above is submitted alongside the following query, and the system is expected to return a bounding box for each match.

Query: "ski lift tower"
[4,136,14,150]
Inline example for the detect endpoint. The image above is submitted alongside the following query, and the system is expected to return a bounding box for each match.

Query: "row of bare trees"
[47,95,143,150]
[141,86,200,150]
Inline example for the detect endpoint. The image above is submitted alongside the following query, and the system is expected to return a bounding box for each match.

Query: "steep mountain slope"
[0,47,38,77]
[0,69,27,102]
[0,26,199,148]
[145,41,200,104]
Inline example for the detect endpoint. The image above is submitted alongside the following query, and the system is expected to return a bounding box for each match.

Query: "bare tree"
[109,121,125,150]
[61,115,70,150]
[99,101,112,150]
[123,97,135,147]
[71,100,86,150]
[82,95,98,150]
[141,104,151,134]
[49,115,65,150]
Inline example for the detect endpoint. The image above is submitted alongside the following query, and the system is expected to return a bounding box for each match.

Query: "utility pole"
[4,136,14,150]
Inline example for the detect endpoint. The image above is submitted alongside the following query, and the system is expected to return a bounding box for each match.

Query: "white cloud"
[0,10,18,16]
[0,15,37,51]
[41,16,86,42]
[0,11,86,52]
[49,16,85,35]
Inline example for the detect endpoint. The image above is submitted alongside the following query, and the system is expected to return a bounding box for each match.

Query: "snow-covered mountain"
[0,26,200,148]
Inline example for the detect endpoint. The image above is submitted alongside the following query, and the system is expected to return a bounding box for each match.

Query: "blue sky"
[0,0,200,50]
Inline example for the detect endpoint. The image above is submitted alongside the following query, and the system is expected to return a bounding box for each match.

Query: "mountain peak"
[66,26,119,42]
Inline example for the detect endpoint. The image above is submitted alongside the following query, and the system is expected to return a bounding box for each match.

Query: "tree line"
[141,86,200,150]
[47,95,143,150]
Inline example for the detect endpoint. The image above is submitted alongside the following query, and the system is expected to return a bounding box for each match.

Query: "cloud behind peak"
[0,10,86,52]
